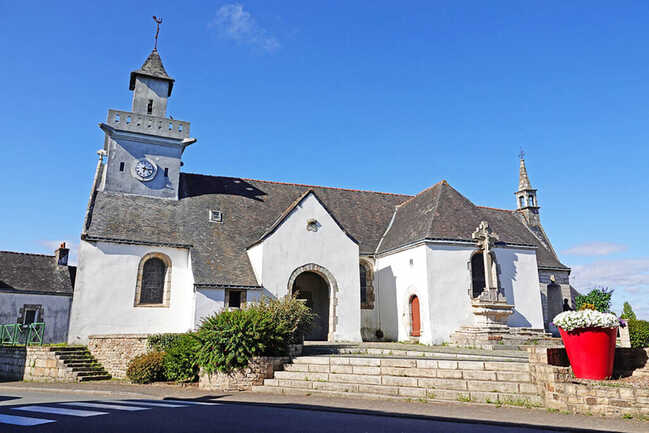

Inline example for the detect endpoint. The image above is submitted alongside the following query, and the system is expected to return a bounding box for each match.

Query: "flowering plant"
[552,310,619,332]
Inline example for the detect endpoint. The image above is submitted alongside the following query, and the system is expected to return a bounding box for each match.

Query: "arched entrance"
[410,295,421,337]
[292,272,329,341]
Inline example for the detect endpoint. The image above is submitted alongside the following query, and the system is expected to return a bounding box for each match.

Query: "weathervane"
[153,16,163,50]
[519,147,526,160]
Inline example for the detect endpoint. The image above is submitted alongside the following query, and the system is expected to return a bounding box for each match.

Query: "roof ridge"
[0,250,53,258]
[395,180,446,209]
[181,172,413,198]
[477,205,514,212]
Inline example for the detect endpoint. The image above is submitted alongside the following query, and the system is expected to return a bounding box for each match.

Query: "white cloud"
[570,258,649,319]
[210,3,280,52]
[39,240,79,266]
[563,242,627,256]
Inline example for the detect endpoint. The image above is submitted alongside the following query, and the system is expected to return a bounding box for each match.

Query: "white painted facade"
[246,192,362,342]
[0,292,72,343]
[366,242,545,345]
[68,240,195,344]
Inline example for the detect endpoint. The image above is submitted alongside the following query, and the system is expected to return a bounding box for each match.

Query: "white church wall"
[361,308,379,341]
[425,244,475,344]
[375,245,431,344]
[252,193,361,342]
[68,240,195,344]
[493,247,544,329]
[246,243,263,284]
[0,292,72,343]
[194,288,225,328]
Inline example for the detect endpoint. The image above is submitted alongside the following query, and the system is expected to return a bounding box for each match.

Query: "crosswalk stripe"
[60,402,150,411]
[104,400,187,408]
[0,414,56,426]
[14,405,108,417]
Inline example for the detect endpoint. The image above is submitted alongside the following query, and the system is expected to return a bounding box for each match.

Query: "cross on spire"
[153,16,162,51]
[519,148,526,160]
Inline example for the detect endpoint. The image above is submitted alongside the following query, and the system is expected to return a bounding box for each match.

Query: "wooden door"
[410,295,421,337]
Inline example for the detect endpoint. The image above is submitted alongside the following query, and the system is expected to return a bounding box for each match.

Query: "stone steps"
[302,346,529,360]
[253,354,541,406]
[54,347,111,382]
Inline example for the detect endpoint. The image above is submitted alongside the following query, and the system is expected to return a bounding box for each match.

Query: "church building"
[67,47,574,345]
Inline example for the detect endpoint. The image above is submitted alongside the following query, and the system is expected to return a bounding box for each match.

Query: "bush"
[163,333,200,383]
[126,351,165,384]
[196,306,287,375]
[628,319,649,349]
[575,288,613,313]
[195,296,313,375]
[148,333,185,352]
[257,295,315,344]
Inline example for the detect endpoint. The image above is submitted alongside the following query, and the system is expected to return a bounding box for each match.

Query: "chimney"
[55,242,69,266]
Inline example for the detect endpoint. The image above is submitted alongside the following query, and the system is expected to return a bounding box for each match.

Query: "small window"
[519,196,525,208]
[528,196,534,207]
[228,290,242,308]
[23,309,37,325]
[147,100,153,114]
[119,162,125,172]
[209,210,223,223]
[359,264,368,304]
[164,167,169,177]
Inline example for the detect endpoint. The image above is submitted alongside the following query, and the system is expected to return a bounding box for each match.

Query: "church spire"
[515,152,540,226]
[518,154,533,191]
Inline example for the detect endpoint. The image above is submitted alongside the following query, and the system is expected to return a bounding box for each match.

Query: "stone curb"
[0,384,148,397]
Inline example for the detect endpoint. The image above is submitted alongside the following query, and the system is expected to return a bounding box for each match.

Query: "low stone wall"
[199,357,289,391]
[0,346,77,382]
[88,334,149,379]
[527,346,649,417]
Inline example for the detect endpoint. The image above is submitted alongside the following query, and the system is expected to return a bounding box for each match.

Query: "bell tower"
[515,153,540,226]
[97,18,195,200]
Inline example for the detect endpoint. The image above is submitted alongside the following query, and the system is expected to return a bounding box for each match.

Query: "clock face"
[133,159,157,181]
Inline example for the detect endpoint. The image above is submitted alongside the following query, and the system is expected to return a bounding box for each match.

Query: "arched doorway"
[410,295,421,337]
[292,272,330,341]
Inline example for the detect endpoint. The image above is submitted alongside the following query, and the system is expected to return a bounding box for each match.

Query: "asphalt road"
[0,391,615,433]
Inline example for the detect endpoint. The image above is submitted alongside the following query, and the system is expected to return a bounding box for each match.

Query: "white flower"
[552,310,619,332]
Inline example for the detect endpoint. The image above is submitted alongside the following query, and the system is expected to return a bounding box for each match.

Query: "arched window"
[359,259,375,309]
[359,264,368,305]
[135,253,171,307]
[527,195,535,207]
[519,196,525,208]
[470,252,486,299]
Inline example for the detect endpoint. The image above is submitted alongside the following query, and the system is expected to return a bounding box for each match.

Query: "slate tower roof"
[129,49,175,96]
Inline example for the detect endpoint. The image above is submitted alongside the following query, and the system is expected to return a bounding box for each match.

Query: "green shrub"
[126,351,165,384]
[148,333,185,352]
[196,306,287,375]
[257,295,315,344]
[628,319,649,349]
[575,288,613,313]
[163,333,200,383]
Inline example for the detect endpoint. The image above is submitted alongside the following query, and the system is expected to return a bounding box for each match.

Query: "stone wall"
[199,357,289,391]
[527,346,649,417]
[88,334,149,379]
[0,346,77,382]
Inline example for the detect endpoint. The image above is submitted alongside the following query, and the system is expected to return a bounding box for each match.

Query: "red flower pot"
[558,327,617,380]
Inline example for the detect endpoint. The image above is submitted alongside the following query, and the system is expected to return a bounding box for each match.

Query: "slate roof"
[0,251,76,295]
[129,49,174,96]
[84,174,410,287]
[84,174,568,288]
[377,181,568,270]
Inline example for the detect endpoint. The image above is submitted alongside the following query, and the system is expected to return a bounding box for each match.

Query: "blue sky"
[1,1,647,318]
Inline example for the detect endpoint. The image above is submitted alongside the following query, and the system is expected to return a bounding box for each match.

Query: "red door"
[410,295,421,337]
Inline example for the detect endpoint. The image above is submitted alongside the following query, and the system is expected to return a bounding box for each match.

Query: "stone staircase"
[253,350,542,406]
[51,346,112,382]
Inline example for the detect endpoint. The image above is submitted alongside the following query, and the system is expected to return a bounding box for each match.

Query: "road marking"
[0,414,56,426]
[14,405,108,417]
[60,402,150,411]
[105,401,188,408]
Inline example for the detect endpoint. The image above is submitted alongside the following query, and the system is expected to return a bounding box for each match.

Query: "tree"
[620,301,636,320]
